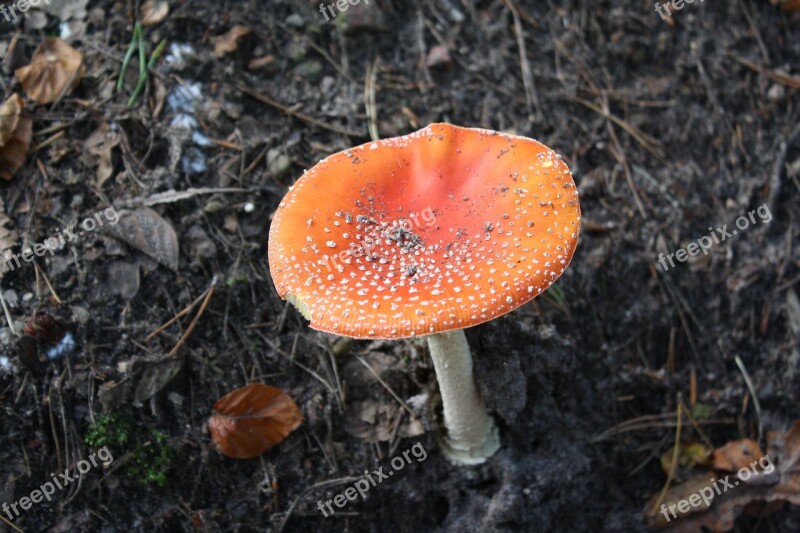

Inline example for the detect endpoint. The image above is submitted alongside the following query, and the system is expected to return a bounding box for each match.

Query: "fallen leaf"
[134,358,183,404]
[15,37,84,104]
[0,195,19,277]
[213,26,250,58]
[345,399,424,441]
[711,439,765,473]
[141,0,169,26]
[776,0,800,10]
[645,422,800,531]
[81,122,120,188]
[23,307,68,345]
[208,383,303,459]
[101,207,179,271]
[0,94,32,180]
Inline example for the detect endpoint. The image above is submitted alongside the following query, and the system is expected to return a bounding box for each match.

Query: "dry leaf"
[0,94,32,181]
[81,122,120,188]
[0,94,23,146]
[141,0,169,26]
[345,399,424,441]
[0,201,19,277]
[775,0,800,10]
[645,422,800,531]
[213,26,250,58]
[134,358,183,405]
[101,207,179,271]
[15,37,83,104]
[208,383,303,459]
[711,439,765,472]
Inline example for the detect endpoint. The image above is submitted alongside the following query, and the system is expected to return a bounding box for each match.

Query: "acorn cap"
[268,123,580,339]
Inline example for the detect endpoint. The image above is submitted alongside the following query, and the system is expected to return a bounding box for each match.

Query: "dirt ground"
[1,0,800,531]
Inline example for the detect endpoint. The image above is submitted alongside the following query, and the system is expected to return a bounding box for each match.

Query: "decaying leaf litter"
[1,0,800,531]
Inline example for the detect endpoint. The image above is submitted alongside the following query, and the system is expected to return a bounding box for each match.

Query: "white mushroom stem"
[426,329,500,465]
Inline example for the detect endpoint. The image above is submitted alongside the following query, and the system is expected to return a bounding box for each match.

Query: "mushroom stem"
[426,329,500,465]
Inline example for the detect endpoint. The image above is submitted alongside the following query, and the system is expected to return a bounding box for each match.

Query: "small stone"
[285,40,308,62]
[294,60,324,82]
[426,45,453,69]
[767,84,785,101]
[267,147,292,178]
[204,199,224,214]
[285,14,304,29]
[70,305,91,325]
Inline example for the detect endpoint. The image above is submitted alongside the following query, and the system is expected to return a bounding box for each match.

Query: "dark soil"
[2,0,800,532]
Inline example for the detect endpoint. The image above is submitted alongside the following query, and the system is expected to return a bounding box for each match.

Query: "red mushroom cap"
[268,123,580,339]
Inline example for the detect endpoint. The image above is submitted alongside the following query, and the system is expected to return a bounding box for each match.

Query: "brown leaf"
[644,422,800,531]
[213,26,250,58]
[81,122,120,188]
[0,94,31,180]
[101,207,179,271]
[0,94,22,147]
[711,439,765,472]
[779,0,800,10]
[208,383,303,459]
[141,0,169,26]
[23,308,68,345]
[15,37,83,104]
[0,200,18,275]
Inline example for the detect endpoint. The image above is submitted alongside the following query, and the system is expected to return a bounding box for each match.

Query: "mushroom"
[268,123,580,464]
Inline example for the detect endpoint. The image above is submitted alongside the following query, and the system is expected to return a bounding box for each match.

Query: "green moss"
[85,413,172,487]
[85,413,133,448]
[225,274,249,287]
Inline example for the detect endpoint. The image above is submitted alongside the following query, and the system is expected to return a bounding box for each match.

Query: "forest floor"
[1,0,800,531]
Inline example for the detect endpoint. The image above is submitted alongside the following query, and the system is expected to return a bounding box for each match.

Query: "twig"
[728,53,800,90]
[145,289,206,341]
[650,398,682,517]
[501,0,540,118]
[356,355,413,416]
[33,261,62,304]
[0,287,17,337]
[237,85,363,137]
[0,513,24,533]
[277,477,362,532]
[735,355,763,444]
[167,277,217,357]
[365,58,380,142]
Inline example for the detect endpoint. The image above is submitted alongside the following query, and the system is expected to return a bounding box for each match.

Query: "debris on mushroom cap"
[268,123,581,339]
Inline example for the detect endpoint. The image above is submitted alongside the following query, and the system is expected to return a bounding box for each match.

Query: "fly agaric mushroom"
[268,123,580,464]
